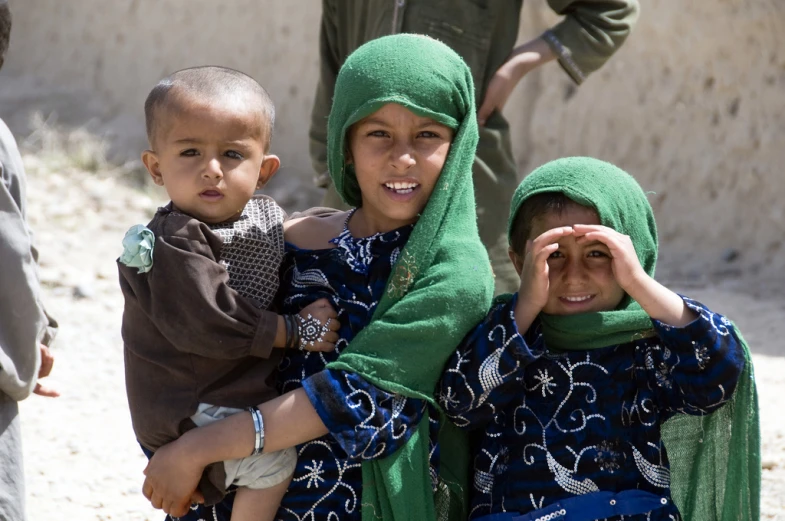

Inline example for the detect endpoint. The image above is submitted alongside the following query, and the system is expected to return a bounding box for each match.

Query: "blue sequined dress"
[438,293,746,521]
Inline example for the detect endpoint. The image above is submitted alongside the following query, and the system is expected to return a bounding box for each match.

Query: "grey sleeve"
[544,0,640,84]
[0,120,48,401]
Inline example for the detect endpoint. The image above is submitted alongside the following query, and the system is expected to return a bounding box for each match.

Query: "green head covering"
[508,156,658,349]
[508,156,657,277]
[328,34,471,209]
[507,156,760,520]
[325,34,494,521]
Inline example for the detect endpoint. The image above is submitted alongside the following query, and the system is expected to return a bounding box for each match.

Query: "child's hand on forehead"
[573,224,698,326]
[573,224,646,293]
[514,226,574,330]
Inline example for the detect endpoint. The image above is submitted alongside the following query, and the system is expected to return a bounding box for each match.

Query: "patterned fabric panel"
[210,196,285,308]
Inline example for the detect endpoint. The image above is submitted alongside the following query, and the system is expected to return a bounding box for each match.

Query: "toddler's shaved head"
[144,66,275,151]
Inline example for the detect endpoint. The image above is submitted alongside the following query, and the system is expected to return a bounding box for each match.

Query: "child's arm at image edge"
[649,296,746,415]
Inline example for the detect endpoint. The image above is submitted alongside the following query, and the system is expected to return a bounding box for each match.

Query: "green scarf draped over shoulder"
[325,35,494,521]
[507,157,760,520]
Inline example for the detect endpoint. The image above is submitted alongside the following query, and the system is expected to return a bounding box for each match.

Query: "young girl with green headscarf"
[440,157,758,521]
[140,34,494,521]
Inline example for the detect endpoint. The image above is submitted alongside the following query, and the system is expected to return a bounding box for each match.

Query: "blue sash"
[473,490,670,521]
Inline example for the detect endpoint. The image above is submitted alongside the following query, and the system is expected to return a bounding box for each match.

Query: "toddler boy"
[118,66,339,521]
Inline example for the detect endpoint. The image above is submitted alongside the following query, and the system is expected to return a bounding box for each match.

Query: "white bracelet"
[247,407,264,456]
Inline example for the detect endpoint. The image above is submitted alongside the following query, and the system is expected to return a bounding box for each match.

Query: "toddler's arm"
[439,294,544,428]
[646,297,745,415]
[119,220,336,360]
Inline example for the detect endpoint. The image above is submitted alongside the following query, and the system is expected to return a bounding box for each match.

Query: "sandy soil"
[15,155,785,520]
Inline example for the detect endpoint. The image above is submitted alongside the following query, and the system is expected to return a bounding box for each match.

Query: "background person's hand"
[33,344,59,397]
[477,36,556,126]
[477,59,527,127]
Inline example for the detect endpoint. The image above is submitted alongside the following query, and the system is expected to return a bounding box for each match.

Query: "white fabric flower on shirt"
[119,224,155,273]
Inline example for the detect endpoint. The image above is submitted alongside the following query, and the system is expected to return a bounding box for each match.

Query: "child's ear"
[142,150,165,186]
[508,248,525,277]
[256,154,281,189]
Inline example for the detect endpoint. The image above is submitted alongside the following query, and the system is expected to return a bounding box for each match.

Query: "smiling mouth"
[560,295,595,303]
[384,181,419,195]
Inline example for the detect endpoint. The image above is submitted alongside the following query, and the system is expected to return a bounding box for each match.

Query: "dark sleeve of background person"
[544,0,640,84]
[308,0,341,186]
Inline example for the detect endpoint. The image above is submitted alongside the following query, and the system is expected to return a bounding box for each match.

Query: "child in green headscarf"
[440,157,759,521]
[139,34,494,521]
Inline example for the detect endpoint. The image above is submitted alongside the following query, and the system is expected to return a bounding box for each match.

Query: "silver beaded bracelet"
[247,407,264,456]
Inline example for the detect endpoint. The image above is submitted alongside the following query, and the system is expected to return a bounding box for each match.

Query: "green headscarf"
[507,156,760,520]
[325,35,494,521]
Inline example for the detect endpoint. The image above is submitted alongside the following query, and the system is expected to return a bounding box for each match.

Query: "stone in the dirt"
[73,282,95,299]
[722,248,740,263]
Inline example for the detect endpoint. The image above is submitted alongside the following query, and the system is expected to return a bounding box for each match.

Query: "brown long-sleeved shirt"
[118,197,284,454]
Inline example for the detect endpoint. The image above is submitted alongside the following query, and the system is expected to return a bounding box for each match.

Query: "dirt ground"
[15,148,785,520]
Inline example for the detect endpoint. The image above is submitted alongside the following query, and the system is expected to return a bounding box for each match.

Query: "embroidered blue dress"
[277,217,445,520]
[438,294,745,521]
[168,216,439,521]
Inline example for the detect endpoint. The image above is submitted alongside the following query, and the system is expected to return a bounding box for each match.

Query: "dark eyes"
[365,130,442,138]
[178,149,243,160]
[548,250,608,260]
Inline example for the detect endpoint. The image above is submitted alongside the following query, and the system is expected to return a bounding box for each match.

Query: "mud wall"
[512,1,785,277]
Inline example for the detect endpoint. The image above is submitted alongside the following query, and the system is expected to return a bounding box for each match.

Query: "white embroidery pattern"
[281,440,362,521]
[631,443,671,489]
[447,297,732,519]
